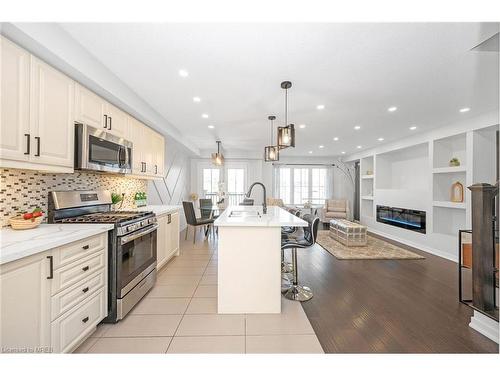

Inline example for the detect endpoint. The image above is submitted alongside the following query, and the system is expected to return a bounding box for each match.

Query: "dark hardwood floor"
[296,231,499,353]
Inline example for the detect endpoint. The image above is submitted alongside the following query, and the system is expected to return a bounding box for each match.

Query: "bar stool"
[281,209,302,273]
[281,213,319,301]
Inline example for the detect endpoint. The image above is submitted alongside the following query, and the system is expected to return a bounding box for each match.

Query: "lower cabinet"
[0,233,108,353]
[156,211,180,270]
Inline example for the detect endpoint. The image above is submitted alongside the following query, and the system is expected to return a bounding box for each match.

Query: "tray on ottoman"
[329,219,367,247]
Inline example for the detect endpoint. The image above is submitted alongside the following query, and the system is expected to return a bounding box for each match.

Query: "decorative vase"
[451,181,464,203]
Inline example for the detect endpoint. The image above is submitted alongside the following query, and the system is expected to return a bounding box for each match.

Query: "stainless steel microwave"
[75,123,133,174]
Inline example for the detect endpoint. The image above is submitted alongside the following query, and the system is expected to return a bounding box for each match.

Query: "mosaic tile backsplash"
[0,169,148,227]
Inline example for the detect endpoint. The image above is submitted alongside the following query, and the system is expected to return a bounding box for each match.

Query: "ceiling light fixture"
[277,81,295,149]
[264,115,279,162]
[208,125,215,129]
[193,97,201,102]
[357,145,362,149]
[319,145,324,149]
[388,106,397,112]
[333,137,339,141]
[341,151,346,154]
[354,126,361,130]
[308,151,313,154]
[316,104,325,110]
[378,137,384,141]
[211,140,224,166]
[201,113,209,119]
[459,107,470,113]
[178,69,189,78]
[299,124,306,129]
[409,126,417,130]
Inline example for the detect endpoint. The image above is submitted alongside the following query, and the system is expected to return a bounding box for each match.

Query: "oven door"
[75,123,133,174]
[117,224,157,298]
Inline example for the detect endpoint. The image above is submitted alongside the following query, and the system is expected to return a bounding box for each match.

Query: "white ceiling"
[59,22,499,157]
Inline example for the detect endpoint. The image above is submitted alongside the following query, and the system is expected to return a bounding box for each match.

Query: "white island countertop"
[0,223,114,265]
[134,205,181,216]
[214,205,307,227]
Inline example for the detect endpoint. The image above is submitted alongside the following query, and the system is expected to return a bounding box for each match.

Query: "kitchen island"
[214,205,307,314]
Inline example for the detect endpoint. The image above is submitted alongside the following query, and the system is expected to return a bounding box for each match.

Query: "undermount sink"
[228,210,262,218]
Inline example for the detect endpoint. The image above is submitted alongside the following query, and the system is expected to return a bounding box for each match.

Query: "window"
[202,168,220,195]
[275,166,330,205]
[227,168,245,194]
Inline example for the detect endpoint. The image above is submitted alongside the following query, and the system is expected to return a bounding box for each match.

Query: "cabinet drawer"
[51,250,106,295]
[51,270,105,320]
[53,234,106,269]
[51,288,106,353]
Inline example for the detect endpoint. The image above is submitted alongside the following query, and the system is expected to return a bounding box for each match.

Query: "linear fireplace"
[376,205,426,234]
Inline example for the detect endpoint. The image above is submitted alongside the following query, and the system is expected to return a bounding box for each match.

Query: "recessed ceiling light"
[316,104,325,110]
[193,96,201,103]
[409,126,417,130]
[388,106,397,112]
[201,114,209,119]
[341,151,346,154]
[356,145,362,149]
[377,137,384,141]
[299,124,306,129]
[178,69,189,78]
[354,126,361,130]
[208,125,215,129]
[308,151,313,154]
[459,107,470,113]
[319,145,325,149]
[333,137,339,141]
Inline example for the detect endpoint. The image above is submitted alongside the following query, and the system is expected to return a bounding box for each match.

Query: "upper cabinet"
[30,57,75,168]
[75,85,129,139]
[0,37,31,163]
[1,37,74,172]
[0,36,165,177]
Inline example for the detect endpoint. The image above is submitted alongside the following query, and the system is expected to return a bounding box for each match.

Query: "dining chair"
[182,201,215,244]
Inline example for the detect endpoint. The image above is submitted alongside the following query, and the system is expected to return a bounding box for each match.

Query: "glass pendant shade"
[264,145,279,162]
[211,141,224,166]
[277,124,295,149]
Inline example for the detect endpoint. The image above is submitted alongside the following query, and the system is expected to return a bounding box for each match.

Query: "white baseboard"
[366,227,457,262]
[469,311,499,343]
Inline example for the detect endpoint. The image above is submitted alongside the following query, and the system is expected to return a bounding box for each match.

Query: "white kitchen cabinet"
[75,83,106,129]
[0,232,108,353]
[129,117,165,178]
[0,36,31,163]
[30,56,75,168]
[151,130,165,177]
[156,211,180,270]
[105,103,128,139]
[129,116,146,175]
[0,251,52,351]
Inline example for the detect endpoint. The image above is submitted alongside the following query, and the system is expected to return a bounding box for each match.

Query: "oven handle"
[120,224,158,245]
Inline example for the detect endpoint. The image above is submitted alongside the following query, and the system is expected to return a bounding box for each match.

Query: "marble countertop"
[214,205,308,228]
[0,224,114,265]
[134,205,181,216]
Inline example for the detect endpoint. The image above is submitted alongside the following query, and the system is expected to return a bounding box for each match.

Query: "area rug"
[316,230,425,260]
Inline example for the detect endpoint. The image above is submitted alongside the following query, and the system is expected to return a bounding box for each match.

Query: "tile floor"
[75,230,324,354]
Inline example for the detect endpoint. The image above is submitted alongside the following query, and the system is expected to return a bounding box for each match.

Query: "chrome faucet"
[245,182,267,214]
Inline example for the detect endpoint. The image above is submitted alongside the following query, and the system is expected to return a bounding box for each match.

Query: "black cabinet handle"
[167,214,171,224]
[108,116,112,131]
[155,165,158,174]
[82,287,89,293]
[82,265,90,272]
[46,256,53,279]
[104,114,108,129]
[35,137,40,156]
[82,317,89,323]
[24,134,30,155]
[82,244,89,250]
[144,162,147,173]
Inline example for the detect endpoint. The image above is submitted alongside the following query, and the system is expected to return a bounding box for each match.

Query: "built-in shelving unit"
[360,156,374,218]
[432,200,466,209]
[361,196,374,201]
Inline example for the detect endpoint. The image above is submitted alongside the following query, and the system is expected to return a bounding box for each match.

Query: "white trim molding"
[469,311,499,344]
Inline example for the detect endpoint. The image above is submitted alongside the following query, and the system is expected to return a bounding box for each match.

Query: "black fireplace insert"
[376,205,426,233]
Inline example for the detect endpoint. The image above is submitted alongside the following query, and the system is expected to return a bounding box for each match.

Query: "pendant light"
[264,115,279,162]
[277,81,295,149]
[211,140,225,166]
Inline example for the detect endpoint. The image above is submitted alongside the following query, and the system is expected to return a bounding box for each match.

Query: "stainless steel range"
[48,190,157,323]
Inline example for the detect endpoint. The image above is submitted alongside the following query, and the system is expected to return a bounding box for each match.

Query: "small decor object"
[366,170,373,175]
[304,200,312,209]
[111,192,124,210]
[189,193,199,201]
[134,192,147,207]
[451,181,464,203]
[449,157,461,167]
[9,207,44,230]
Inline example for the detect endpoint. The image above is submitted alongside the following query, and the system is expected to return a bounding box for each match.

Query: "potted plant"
[134,192,147,207]
[111,192,123,210]
[449,157,460,167]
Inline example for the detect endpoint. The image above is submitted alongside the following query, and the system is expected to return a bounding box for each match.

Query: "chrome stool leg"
[283,247,313,302]
[281,248,294,273]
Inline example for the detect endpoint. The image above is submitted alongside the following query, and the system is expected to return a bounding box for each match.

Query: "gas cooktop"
[59,211,152,224]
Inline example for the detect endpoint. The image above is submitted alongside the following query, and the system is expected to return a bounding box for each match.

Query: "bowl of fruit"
[9,207,44,230]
